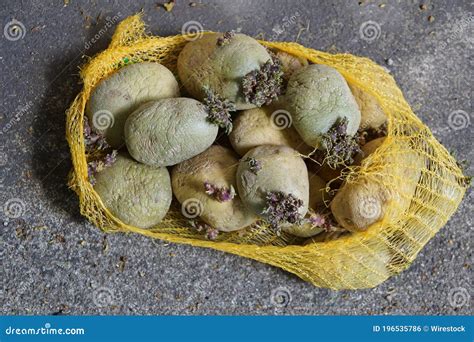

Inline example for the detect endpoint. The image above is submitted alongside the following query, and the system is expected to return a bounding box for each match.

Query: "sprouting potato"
[236,145,309,231]
[285,64,361,151]
[172,145,257,232]
[124,98,218,167]
[86,62,180,148]
[178,32,281,110]
[93,153,172,229]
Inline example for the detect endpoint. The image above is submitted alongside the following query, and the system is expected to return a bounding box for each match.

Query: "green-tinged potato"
[308,172,328,209]
[172,146,257,232]
[274,50,308,80]
[331,140,424,232]
[177,33,272,110]
[94,153,172,228]
[236,145,309,226]
[349,84,387,130]
[285,64,361,148]
[86,62,180,148]
[229,105,312,156]
[124,98,218,167]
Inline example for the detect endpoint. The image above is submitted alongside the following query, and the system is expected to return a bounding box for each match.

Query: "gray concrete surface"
[0,0,472,315]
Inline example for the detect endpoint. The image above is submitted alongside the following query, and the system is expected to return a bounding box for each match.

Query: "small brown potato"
[274,50,308,80]
[349,84,387,130]
[172,145,257,232]
[236,145,309,223]
[229,105,311,156]
[331,140,424,232]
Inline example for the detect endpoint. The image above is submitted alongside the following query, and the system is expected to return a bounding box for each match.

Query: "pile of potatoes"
[86,31,404,241]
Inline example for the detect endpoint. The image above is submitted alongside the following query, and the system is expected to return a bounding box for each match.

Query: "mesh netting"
[66,14,468,289]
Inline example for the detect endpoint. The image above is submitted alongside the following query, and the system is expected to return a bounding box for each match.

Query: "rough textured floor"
[0,0,472,315]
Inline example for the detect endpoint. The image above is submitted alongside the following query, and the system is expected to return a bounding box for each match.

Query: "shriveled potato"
[94,153,172,228]
[86,62,180,148]
[285,64,361,148]
[172,146,257,232]
[331,140,424,232]
[349,84,387,130]
[274,50,308,80]
[124,98,218,167]
[236,145,309,229]
[229,105,311,156]
[177,32,273,110]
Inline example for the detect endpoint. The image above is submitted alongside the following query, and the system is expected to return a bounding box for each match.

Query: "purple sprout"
[203,87,236,134]
[204,181,236,202]
[216,31,235,46]
[242,55,284,107]
[246,157,262,175]
[321,117,362,169]
[262,191,303,234]
[189,220,219,240]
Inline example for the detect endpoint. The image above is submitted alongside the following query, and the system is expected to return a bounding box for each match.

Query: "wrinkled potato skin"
[125,98,218,167]
[177,33,271,110]
[94,153,172,229]
[282,221,324,238]
[236,145,309,219]
[229,105,311,156]
[349,84,387,130]
[274,50,308,80]
[86,62,180,148]
[331,140,423,232]
[172,146,257,232]
[285,64,361,148]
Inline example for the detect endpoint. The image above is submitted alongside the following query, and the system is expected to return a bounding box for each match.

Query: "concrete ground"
[0,0,472,315]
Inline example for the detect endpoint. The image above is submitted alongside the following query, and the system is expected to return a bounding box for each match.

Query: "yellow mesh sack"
[66,14,469,290]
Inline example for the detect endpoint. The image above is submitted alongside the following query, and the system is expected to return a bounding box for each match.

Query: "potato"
[93,153,172,228]
[124,98,218,167]
[274,50,308,80]
[86,62,180,148]
[349,84,387,130]
[282,221,324,238]
[331,140,424,232]
[353,137,385,165]
[229,105,311,156]
[285,64,361,149]
[177,32,273,110]
[172,146,257,232]
[236,145,309,230]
